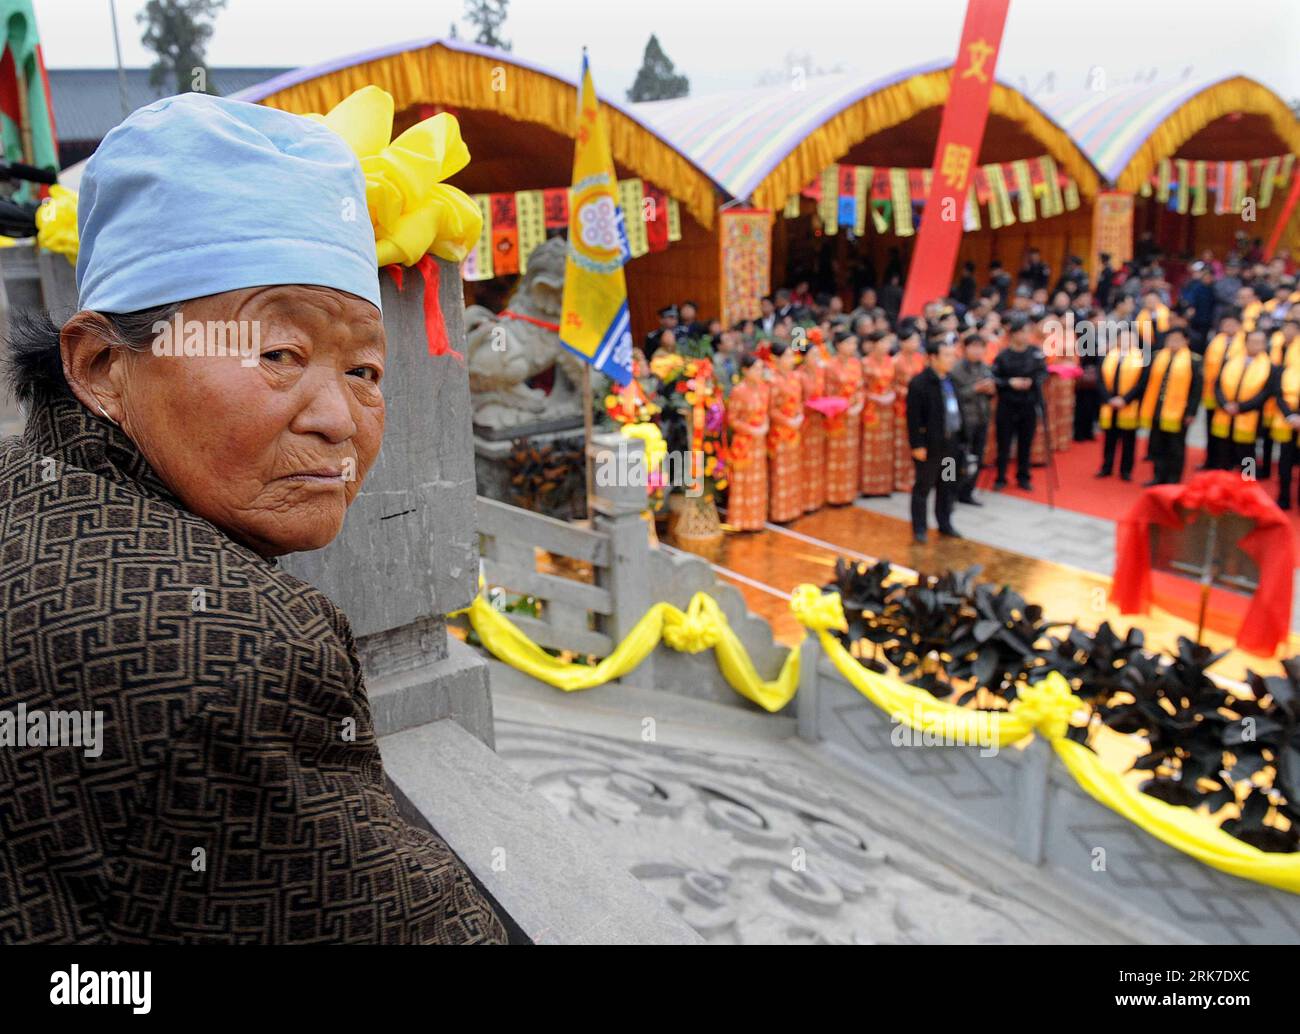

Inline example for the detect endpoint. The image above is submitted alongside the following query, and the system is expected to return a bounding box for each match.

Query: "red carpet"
[974,435,1300,537]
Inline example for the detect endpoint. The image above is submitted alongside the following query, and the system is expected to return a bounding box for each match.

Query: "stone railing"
[796,634,1300,945]
[476,430,791,713]
[479,432,1300,943]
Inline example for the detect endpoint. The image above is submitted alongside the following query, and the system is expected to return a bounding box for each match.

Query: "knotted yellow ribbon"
[789,583,848,633]
[307,85,483,266]
[662,594,720,653]
[36,185,79,264]
[1009,671,1084,742]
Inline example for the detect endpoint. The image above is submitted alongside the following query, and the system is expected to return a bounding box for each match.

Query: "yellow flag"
[559,53,633,385]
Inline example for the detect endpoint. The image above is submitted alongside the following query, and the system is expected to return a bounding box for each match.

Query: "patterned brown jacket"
[0,395,506,944]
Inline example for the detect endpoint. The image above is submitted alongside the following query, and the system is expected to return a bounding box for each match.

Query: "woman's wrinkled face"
[114,285,385,557]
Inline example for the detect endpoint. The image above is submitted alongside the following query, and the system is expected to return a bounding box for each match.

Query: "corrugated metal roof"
[1033,73,1248,183]
[627,61,1081,202]
[49,67,292,143]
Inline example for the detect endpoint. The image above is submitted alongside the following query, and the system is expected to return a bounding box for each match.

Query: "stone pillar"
[36,248,79,325]
[282,260,492,746]
[589,430,656,688]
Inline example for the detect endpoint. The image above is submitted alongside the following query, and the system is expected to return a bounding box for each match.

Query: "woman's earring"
[94,399,119,426]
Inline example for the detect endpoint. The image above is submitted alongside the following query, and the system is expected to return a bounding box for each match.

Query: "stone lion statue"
[465,236,587,430]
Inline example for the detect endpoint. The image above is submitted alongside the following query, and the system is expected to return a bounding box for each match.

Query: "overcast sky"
[43,0,1300,102]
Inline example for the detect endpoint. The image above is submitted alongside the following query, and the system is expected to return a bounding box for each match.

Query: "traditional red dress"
[825,356,864,504]
[768,368,805,523]
[860,354,896,495]
[892,350,925,492]
[798,359,828,513]
[726,380,770,531]
[1039,335,1076,454]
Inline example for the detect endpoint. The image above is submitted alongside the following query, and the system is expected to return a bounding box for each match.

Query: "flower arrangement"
[652,355,729,496]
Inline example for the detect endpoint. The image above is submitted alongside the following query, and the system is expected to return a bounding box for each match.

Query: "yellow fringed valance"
[462,578,1300,895]
[748,68,1101,214]
[254,42,717,230]
[1116,76,1300,195]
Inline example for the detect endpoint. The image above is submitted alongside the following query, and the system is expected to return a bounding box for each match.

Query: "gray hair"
[4,303,181,407]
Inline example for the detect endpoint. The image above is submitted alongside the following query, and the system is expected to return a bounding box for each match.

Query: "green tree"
[464,0,511,51]
[137,0,228,96]
[626,35,689,102]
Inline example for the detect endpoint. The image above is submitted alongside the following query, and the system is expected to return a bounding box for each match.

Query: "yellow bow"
[662,595,721,653]
[789,584,849,633]
[1009,671,1084,741]
[307,85,483,266]
[36,185,79,264]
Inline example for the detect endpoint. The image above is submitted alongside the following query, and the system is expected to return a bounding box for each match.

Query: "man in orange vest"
[1199,311,1244,470]
[1095,327,1150,481]
[1274,340,1300,510]
[1210,328,1277,473]
[1138,327,1201,485]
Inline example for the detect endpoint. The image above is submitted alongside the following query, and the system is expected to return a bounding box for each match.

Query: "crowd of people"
[615,236,1300,543]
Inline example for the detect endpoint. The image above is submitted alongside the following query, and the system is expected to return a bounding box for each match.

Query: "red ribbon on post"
[899,0,1012,317]
[385,258,459,360]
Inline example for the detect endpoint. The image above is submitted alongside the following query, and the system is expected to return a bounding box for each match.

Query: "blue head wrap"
[76,92,380,312]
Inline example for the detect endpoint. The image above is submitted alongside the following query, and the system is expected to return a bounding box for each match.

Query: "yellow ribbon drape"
[462,590,799,712]
[791,583,1300,895]
[464,576,1300,894]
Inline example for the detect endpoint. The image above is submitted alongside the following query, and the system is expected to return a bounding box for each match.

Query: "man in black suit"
[907,338,965,544]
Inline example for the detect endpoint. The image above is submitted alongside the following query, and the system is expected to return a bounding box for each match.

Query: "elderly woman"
[0,94,505,943]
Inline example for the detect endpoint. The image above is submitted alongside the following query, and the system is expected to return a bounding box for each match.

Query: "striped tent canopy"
[232,37,722,229]
[1035,74,1300,192]
[629,61,1101,213]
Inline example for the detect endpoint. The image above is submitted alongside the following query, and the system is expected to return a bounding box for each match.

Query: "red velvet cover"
[1113,471,1295,655]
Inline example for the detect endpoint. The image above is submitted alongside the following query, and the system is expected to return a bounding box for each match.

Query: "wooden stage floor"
[672,503,1298,683]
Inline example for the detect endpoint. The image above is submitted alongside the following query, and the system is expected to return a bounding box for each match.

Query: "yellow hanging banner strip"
[618,178,648,258]
[514,189,547,274]
[1175,158,1190,215]
[1012,160,1036,223]
[818,165,840,235]
[1191,160,1208,216]
[1259,156,1280,209]
[1038,155,1063,217]
[1063,178,1080,211]
[889,167,913,237]
[984,163,1015,228]
[783,193,801,219]
[853,166,872,236]
[666,198,682,242]
[462,194,494,281]
[1156,158,1172,202]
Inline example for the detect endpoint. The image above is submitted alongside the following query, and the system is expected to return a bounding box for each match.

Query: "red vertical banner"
[899,0,1011,317]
